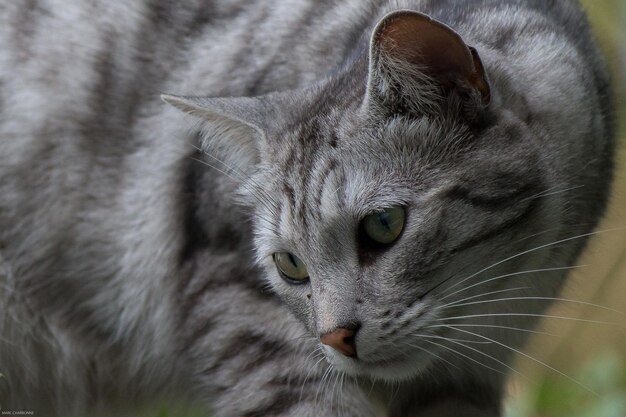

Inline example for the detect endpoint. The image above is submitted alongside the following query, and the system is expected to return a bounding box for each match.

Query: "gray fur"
[0,1,614,416]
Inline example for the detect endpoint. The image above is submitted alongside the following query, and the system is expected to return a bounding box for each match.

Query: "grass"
[507,351,626,417]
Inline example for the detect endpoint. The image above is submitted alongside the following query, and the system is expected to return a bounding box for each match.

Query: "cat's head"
[165,11,560,381]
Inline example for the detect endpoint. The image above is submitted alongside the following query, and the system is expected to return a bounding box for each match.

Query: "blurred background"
[506,1,626,416]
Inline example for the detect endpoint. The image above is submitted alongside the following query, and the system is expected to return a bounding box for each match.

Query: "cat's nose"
[320,326,359,357]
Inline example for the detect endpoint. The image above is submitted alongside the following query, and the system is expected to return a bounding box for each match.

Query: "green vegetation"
[507,351,626,417]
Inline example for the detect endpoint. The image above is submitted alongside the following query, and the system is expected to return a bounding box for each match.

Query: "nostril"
[343,322,360,351]
[320,324,360,358]
[342,333,356,355]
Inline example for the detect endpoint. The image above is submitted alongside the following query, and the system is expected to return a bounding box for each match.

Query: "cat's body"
[0,1,614,416]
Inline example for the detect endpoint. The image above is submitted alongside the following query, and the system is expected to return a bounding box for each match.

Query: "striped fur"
[0,0,614,416]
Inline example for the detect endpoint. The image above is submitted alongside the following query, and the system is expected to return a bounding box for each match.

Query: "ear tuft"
[161,94,208,117]
[163,93,275,177]
[161,93,274,136]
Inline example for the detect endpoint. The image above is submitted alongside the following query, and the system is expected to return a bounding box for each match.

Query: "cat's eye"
[273,252,309,283]
[362,206,406,245]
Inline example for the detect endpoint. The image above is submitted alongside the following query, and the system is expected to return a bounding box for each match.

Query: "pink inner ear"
[379,14,473,78]
[376,12,490,103]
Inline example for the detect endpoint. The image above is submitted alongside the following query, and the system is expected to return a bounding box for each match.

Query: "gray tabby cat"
[0,0,614,416]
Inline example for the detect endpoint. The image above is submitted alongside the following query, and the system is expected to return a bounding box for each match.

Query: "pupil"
[288,253,298,268]
[379,212,390,230]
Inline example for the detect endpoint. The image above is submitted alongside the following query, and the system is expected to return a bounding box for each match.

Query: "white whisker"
[426,323,554,337]
[420,338,508,376]
[300,349,325,402]
[437,226,626,297]
[439,265,584,302]
[403,341,462,372]
[428,336,529,381]
[445,325,599,396]
[442,296,626,315]
[438,286,531,309]
[187,146,281,229]
[434,312,624,327]
[522,184,586,202]
[413,332,492,345]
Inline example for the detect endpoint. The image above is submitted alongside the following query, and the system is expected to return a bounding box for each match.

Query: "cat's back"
[0,0,366,229]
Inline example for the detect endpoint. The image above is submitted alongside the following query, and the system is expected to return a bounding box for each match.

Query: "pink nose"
[320,328,357,357]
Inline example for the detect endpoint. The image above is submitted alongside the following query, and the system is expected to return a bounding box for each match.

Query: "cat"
[0,0,614,416]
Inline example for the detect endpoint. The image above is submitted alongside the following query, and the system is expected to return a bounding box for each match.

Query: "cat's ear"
[367,10,490,118]
[162,94,272,173]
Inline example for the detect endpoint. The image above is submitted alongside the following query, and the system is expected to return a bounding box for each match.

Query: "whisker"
[189,156,241,181]
[445,325,599,396]
[190,143,280,219]
[424,335,530,381]
[328,372,339,410]
[439,265,585,302]
[522,184,585,202]
[419,338,508,376]
[300,350,325,402]
[339,372,346,417]
[426,323,554,337]
[315,363,334,409]
[402,341,463,372]
[437,226,626,298]
[438,286,531,309]
[442,296,626,316]
[413,332,492,345]
[187,156,271,214]
[187,147,281,230]
[414,223,595,301]
[434,312,624,327]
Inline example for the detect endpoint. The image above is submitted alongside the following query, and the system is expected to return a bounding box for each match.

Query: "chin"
[322,345,432,382]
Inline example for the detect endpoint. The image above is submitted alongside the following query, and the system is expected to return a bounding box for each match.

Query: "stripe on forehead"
[277,116,327,232]
[273,92,350,237]
[278,155,343,239]
[311,157,339,222]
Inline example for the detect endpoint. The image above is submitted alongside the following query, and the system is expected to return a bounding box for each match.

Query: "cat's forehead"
[268,111,472,177]
[270,107,348,159]
[253,117,465,235]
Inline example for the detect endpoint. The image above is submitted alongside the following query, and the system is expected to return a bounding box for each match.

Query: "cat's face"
[249,104,555,380]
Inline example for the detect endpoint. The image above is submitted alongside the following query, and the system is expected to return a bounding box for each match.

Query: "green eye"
[362,206,406,245]
[273,252,309,282]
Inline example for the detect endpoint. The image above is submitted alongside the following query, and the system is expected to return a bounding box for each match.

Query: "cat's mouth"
[322,344,432,380]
